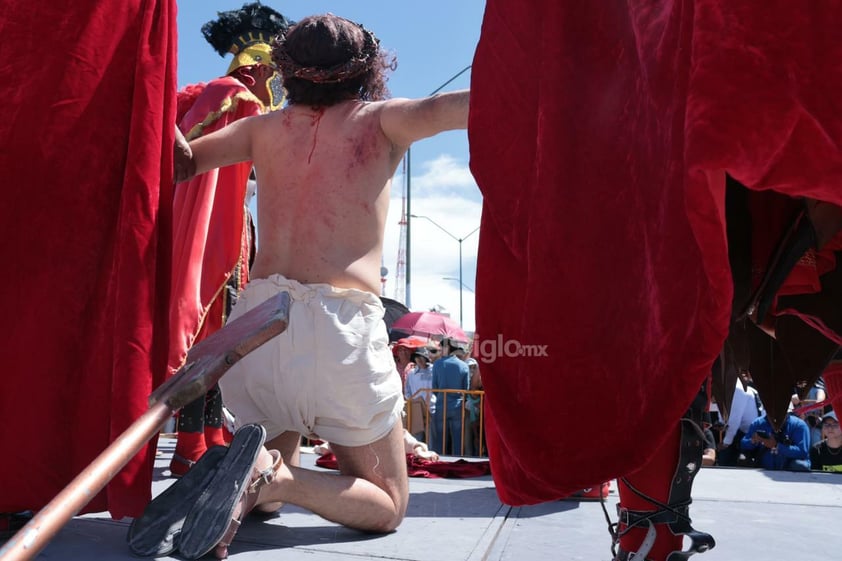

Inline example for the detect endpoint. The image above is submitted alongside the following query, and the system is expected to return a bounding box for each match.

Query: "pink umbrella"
[391,311,468,342]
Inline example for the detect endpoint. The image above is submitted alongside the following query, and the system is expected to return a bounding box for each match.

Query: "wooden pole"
[0,292,290,561]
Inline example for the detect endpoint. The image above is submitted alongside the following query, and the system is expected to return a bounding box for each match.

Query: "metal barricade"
[405,388,486,457]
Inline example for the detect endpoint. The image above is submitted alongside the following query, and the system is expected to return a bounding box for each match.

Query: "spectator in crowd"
[404,347,436,442]
[740,412,811,471]
[465,358,485,456]
[702,429,717,467]
[426,342,443,363]
[718,377,764,466]
[810,411,842,473]
[392,339,421,390]
[431,338,471,455]
[792,377,827,409]
[701,413,717,467]
[803,411,824,448]
[740,369,759,392]
[792,377,828,447]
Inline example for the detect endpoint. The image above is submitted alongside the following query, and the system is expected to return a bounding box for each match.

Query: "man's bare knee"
[330,422,409,531]
[365,511,404,534]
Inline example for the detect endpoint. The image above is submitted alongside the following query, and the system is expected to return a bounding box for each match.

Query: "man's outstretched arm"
[173,116,256,183]
[380,90,469,149]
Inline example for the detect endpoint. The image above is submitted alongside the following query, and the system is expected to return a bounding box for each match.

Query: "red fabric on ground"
[0,1,177,518]
[315,454,491,479]
[469,1,842,505]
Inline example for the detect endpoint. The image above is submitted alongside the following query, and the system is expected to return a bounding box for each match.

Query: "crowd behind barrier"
[710,374,841,473]
[405,389,486,457]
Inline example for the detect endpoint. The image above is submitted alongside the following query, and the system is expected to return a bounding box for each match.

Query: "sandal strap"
[249,450,282,494]
[171,452,198,468]
[215,449,284,555]
[217,517,241,549]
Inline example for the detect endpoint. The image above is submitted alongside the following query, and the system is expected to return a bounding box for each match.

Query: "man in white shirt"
[404,348,436,441]
[719,377,763,466]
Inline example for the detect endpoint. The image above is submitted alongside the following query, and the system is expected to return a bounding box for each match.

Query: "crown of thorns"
[273,23,380,84]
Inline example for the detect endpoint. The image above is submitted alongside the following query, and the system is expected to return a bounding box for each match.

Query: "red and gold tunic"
[168,76,264,376]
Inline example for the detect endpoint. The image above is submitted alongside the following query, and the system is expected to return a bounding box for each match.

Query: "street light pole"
[411,214,479,326]
[442,277,475,292]
[405,65,472,308]
[459,241,463,326]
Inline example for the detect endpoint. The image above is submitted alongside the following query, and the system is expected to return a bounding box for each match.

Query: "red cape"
[469,1,842,505]
[0,1,176,518]
[169,77,262,374]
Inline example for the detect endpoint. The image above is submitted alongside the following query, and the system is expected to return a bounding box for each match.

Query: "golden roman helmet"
[202,2,294,110]
[226,32,274,74]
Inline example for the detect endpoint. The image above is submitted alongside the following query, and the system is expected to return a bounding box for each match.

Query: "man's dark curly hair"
[271,14,396,106]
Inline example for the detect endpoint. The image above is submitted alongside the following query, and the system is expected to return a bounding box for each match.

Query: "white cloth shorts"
[219,274,403,447]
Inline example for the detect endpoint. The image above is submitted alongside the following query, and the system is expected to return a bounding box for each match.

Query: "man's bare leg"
[266,430,302,466]
[254,419,408,532]
[256,430,302,513]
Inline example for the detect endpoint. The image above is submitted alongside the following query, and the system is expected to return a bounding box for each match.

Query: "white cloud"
[412,154,478,194]
[382,153,482,332]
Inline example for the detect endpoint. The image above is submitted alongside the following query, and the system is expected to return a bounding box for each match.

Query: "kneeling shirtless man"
[175,13,469,559]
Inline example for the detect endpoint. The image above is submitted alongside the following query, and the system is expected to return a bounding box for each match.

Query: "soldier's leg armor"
[612,385,715,561]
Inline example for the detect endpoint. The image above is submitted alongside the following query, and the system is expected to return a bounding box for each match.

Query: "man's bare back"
[248,100,406,293]
[180,90,468,295]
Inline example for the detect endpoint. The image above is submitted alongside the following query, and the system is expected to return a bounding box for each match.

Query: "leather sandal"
[127,446,228,557]
[177,424,268,560]
[213,449,284,559]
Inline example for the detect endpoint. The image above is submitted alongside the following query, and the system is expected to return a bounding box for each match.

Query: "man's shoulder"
[444,356,469,370]
[788,415,810,428]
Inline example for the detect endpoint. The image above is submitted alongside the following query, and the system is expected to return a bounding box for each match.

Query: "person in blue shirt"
[740,413,811,471]
[431,338,471,455]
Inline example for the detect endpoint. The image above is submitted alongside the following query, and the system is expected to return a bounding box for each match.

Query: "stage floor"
[20,436,842,560]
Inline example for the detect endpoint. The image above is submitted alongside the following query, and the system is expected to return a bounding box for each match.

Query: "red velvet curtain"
[469,0,842,505]
[0,1,177,518]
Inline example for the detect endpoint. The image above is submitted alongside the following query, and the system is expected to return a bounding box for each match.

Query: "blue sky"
[177,1,485,331]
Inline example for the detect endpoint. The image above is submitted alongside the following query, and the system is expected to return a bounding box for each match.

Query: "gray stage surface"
[19,436,842,560]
